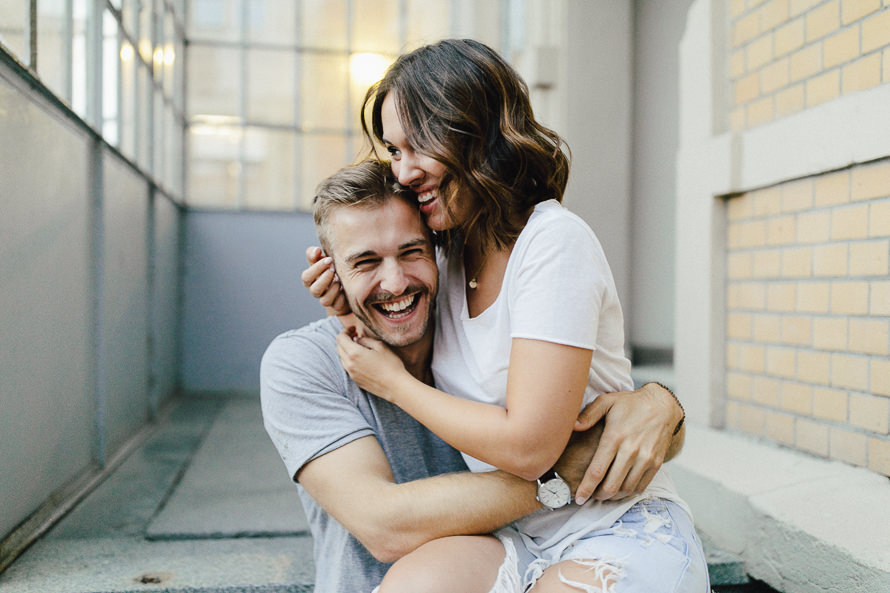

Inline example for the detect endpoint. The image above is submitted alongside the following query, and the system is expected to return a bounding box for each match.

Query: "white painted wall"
[561,0,634,338]
[629,0,694,354]
[0,74,95,540]
[180,210,326,393]
[0,64,182,541]
[101,155,151,453]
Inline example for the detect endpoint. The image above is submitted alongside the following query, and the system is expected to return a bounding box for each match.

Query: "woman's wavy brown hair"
[361,39,571,254]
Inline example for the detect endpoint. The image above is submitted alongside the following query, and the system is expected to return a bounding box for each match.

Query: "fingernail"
[322,257,332,265]
[575,495,589,506]
[333,273,339,283]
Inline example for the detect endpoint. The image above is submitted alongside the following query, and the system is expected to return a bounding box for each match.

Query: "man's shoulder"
[262,317,344,374]
[272,316,343,345]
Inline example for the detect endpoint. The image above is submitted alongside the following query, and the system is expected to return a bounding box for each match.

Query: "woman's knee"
[378,535,507,593]
[530,558,623,593]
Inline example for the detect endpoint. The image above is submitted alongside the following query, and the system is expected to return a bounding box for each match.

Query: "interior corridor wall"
[0,63,182,543]
[180,210,325,393]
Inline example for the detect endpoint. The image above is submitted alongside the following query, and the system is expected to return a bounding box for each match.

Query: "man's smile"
[370,292,421,319]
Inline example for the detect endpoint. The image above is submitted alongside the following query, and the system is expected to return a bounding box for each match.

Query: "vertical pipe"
[28,0,37,70]
[90,138,107,467]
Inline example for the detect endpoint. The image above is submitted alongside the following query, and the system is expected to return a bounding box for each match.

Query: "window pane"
[300,133,348,210]
[103,10,120,145]
[247,0,296,46]
[300,53,347,130]
[452,1,502,51]
[247,48,294,125]
[71,0,88,119]
[36,0,68,101]
[0,0,28,62]
[137,62,151,167]
[166,108,183,194]
[405,0,451,50]
[174,36,185,111]
[187,125,242,208]
[122,0,138,37]
[188,45,242,118]
[243,128,296,210]
[348,52,393,128]
[162,11,176,98]
[120,39,137,159]
[353,0,400,54]
[301,0,346,51]
[189,0,242,43]
[153,90,165,180]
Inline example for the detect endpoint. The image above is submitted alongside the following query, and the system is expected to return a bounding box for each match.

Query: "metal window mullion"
[450,0,458,37]
[237,0,249,209]
[397,0,406,51]
[27,0,37,69]
[63,0,74,103]
[343,0,354,165]
[87,0,104,129]
[499,0,510,58]
[294,0,303,209]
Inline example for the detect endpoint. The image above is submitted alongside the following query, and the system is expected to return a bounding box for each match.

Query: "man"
[261,160,685,593]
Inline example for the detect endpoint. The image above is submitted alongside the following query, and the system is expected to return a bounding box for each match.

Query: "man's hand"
[552,421,604,495]
[571,383,684,504]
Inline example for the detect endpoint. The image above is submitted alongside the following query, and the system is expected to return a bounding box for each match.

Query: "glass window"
[246,48,295,125]
[301,0,347,51]
[70,0,88,119]
[187,124,243,208]
[405,0,452,51]
[190,0,242,42]
[36,0,69,101]
[103,10,120,146]
[299,133,348,210]
[187,45,242,119]
[243,127,296,210]
[247,0,296,46]
[162,12,176,98]
[166,109,183,194]
[119,38,137,160]
[153,89,165,180]
[6,0,185,202]
[137,62,151,167]
[0,0,28,62]
[300,53,348,131]
[353,0,401,54]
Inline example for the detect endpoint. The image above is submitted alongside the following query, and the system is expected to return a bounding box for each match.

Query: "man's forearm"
[366,469,540,562]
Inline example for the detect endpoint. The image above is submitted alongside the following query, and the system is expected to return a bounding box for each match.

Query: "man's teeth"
[379,294,416,313]
[417,191,436,204]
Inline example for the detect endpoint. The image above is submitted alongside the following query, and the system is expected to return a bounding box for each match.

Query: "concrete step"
[0,394,764,593]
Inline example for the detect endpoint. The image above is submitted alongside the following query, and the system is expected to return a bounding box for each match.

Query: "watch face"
[538,477,571,509]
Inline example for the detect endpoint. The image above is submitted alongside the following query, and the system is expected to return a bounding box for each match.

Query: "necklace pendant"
[468,278,478,289]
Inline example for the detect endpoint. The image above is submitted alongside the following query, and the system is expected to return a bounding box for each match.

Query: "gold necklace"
[467,252,487,289]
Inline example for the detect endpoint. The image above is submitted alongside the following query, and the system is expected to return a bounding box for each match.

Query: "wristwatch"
[536,470,571,510]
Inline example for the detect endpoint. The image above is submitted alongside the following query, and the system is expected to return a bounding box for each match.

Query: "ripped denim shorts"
[494,499,710,593]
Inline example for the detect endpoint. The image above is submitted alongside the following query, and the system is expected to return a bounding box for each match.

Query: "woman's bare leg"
[378,535,511,593]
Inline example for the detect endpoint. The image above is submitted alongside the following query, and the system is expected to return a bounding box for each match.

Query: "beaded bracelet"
[647,381,685,435]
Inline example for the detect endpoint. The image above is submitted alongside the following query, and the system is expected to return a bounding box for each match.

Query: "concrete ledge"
[668,424,890,593]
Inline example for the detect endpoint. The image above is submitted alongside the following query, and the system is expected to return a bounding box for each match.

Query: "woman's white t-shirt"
[431,199,688,557]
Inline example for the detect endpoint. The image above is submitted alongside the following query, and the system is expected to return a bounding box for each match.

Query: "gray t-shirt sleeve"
[260,321,375,482]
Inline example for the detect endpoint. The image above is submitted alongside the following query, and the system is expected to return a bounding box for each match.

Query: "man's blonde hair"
[313,159,412,255]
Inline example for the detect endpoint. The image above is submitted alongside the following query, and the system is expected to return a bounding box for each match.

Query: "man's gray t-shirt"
[260,317,467,593]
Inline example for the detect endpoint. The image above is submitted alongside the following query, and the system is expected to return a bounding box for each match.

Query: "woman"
[307,39,708,593]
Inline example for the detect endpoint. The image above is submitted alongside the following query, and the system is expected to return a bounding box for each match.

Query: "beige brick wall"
[729,0,890,131]
[724,160,890,475]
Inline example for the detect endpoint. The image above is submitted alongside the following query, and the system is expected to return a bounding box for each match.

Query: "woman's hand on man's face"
[302,246,351,315]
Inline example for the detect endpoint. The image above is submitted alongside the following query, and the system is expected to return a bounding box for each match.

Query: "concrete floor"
[0,393,756,593]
